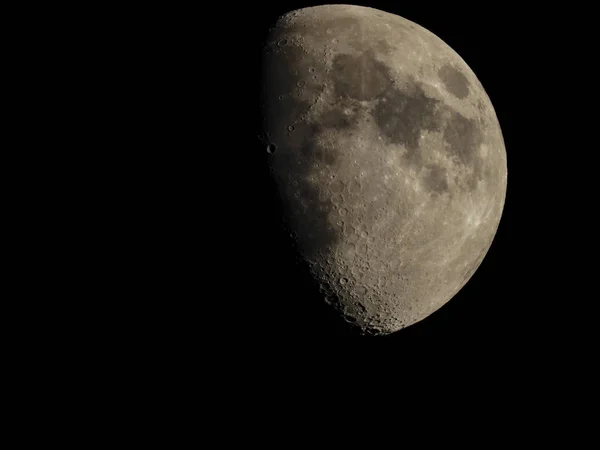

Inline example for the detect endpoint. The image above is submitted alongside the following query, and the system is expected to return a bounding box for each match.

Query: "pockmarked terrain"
[260,5,507,335]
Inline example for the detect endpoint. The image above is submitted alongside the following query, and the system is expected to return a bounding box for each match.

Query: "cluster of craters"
[260,5,507,334]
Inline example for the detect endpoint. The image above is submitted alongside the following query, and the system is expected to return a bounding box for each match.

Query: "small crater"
[266,143,278,154]
[287,125,295,131]
[340,277,349,285]
[348,180,361,194]
[329,179,345,194]
[331,193,343,205]
[277,39,288,47]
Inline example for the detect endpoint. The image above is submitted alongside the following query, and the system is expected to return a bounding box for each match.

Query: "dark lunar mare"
[438,63,471,99]
[372,85,441,166]
[328,50,484,193]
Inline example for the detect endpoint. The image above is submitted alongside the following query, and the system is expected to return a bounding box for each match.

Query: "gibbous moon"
[260,5,507,335]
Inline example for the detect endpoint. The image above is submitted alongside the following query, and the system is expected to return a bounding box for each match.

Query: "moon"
[259,5,507,335]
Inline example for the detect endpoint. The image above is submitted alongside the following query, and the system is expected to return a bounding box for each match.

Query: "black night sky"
[97,1,592,385]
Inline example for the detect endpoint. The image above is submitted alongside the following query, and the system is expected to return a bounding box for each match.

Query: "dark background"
[80,1,593,381]
[7,0,594,432]
[11,0,594,427]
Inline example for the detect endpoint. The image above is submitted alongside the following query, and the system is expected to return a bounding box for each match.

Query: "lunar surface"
[259,5,507,335]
